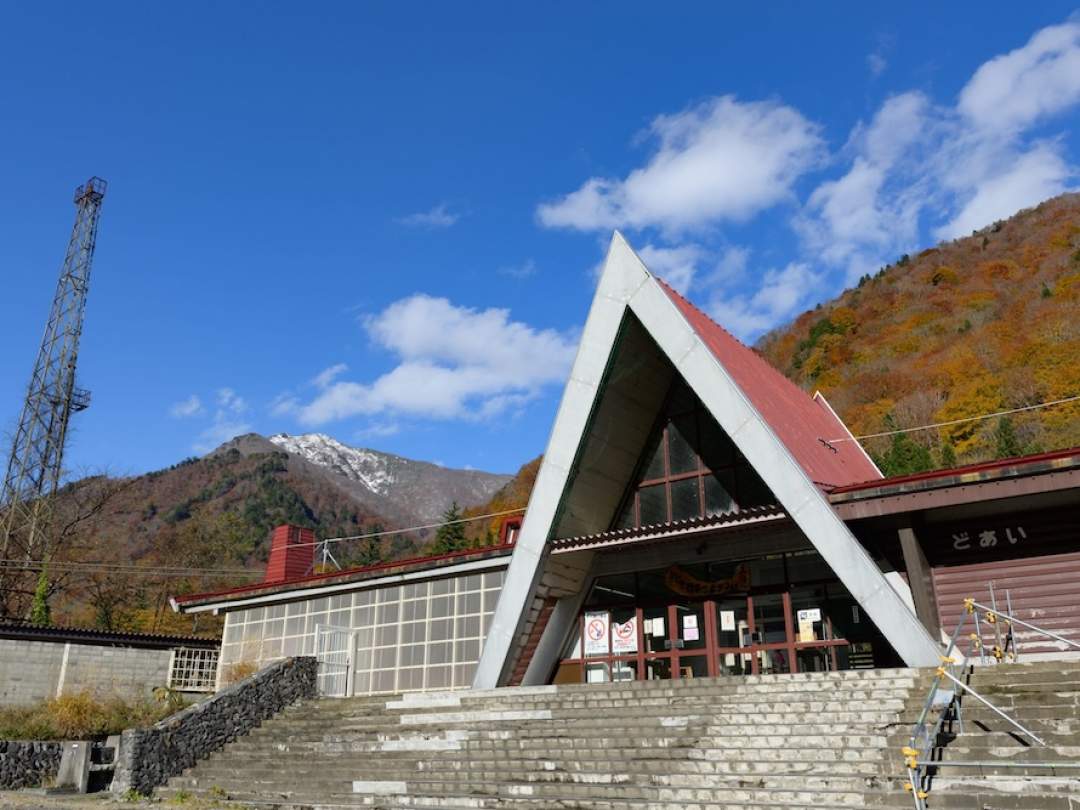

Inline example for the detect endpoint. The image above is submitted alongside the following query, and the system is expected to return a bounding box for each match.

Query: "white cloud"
[635,244,704,294]
[958,20,1080,134]
[395,203,460,228]
[937,140,1072,238]
[312,363,349,389]
[497,259,538,279]
[538,96,825,233]
[193,416,253,454]
[707,262,824,341]
[867,51,887,77]
[169,395,204,419]
[293,295,577,425]
[217,388,247,414]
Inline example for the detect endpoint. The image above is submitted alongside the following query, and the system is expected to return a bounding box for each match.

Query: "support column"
[898,526,942,641]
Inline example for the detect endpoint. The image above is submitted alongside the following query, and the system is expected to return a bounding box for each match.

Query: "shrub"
[0,690,185,740]
[221,660,258,685]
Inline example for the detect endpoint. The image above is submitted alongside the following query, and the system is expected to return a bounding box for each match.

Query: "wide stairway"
[159,663,1080,809]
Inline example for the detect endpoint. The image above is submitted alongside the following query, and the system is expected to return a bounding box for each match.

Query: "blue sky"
[1,3,1079,478]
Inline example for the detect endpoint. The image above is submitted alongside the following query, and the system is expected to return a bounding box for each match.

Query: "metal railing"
[904,588,1080,809]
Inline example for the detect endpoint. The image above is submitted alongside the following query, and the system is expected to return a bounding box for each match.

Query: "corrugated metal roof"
[657,279,882,489]
[174,542,515,608]
[0,621,219,649]
[552,504,788,552]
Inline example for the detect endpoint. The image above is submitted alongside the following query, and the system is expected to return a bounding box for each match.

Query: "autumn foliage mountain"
[758,193,1080,473]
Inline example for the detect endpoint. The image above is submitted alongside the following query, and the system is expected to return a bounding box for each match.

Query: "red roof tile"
[657,279,882,488]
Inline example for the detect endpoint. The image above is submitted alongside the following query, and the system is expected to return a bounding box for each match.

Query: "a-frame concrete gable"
[474,234,940,688]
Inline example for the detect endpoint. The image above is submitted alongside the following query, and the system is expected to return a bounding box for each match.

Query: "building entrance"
[553,550,896,684]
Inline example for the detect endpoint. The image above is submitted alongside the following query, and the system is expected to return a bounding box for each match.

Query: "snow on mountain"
[265,433,511,526]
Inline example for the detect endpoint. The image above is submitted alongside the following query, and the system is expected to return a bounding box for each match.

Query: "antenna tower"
[0,177,107,617]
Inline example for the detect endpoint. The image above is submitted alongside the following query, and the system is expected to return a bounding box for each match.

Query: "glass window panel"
[638,484,667,525]
[267,604,286,619]
[309,599,328,614]
[404,600,428,622]
[372,671,396,692]
[457,592,482,615]
[378,587,401,603]
[301,635,314,655]
[403,582,425,599]
[262,638,282,659]
[705,471,737,517]
[246,608,265,623]
[354,591,373,607]
[668,413,698,474]
[430,596,452,619]
[428,642,452,665]
[285,617,304,636]
[430,619,452,641]
[670,477,701,521]
[329,594,350,611]
[376,625,398,646]
[355,627,374,647]
[264,619,284,639]
[456,615,481,638]
[375,648,397,668]
[286,601,307,618]
[431,578,453,596]
[453,663,476,687]
[483,571,504,589]
[223,623,241,644]
[455,639,480,661]
[736,464,775,507]
[399,668,424,691]
[699,413,735,470]
[401,622,426,644]
[377,603,399,624]
[640,431,665,481]
[483,590,501,613]
[352,606,374,627]
[352,671,371,694]
[242,622,260,641]
[483,613,494,636]
[400,645,425,667]
[282,637,300,657]
[462,575,482,592]
[355,648,372,669]
[425,666,451,689]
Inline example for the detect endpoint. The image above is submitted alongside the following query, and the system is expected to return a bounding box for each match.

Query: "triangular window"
[613,377,776,530]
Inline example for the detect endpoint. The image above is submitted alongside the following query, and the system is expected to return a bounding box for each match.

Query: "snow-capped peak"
[269,433,394,495]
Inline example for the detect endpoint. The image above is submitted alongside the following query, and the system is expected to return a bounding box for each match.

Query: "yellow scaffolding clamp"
[964,597,976,614]
[992,645,1004,661]
[985,611,998,624]
[969,633,981,649]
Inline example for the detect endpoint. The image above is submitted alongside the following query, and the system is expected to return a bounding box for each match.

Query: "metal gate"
[314,623,355,697]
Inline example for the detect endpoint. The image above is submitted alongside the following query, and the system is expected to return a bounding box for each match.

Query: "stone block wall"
[111,656,317,796]
[0,741,63,789]
[0,639,172,708]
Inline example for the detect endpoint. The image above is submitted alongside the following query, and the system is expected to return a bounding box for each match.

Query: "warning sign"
[612,616,637,654]
[584,611,609,656]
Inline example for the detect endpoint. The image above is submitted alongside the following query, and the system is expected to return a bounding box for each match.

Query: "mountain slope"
[758,193,1080,469]
[265,433,512,527]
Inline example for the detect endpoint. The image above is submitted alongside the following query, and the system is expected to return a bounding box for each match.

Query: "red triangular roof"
[657,279,881,489]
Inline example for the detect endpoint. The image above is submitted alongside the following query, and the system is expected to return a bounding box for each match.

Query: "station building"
[173,234,1080,695]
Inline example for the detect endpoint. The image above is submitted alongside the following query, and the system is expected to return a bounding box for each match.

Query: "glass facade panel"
[216,563,505,696]
[670,478,701,521]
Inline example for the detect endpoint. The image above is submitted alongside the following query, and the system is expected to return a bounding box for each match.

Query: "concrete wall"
[0,638,172,708]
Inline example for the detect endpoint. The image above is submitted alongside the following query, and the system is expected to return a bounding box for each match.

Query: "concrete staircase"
[893,660,1080,809]
[157,663,1080,809]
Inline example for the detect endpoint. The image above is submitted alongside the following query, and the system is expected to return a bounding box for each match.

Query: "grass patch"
[0,689,187,740]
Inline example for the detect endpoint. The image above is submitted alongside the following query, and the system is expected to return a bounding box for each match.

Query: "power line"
[315,507,527,548]
[825,393,1080,444]
[0,559,261,578]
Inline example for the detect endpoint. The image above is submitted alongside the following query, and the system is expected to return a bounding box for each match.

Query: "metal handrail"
[904,590,1080,809]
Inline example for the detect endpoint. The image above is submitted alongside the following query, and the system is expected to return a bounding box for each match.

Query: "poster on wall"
[612,616,638,654]
[584,611,610,656]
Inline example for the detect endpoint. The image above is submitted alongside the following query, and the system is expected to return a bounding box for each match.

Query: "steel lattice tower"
[0,177,106,617]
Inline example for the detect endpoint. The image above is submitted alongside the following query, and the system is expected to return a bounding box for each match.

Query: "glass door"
[670,602,711,679]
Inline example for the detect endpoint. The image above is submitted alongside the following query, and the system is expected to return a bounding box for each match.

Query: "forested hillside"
[759,193,1080,475]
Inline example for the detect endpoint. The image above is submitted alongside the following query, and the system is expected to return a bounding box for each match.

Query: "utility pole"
[0,177,107,617]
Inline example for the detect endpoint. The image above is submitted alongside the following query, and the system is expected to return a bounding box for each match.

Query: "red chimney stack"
[265,525,316,583]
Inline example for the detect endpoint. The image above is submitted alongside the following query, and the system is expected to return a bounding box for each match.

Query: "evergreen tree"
[30,569,51,627]
[939,442,957,469]
[993,417,1022,459]
[874,415,934,477]
[430,501,467,554]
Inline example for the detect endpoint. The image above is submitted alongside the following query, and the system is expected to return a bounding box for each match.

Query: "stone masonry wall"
[0,639,172,708]
[0,741,63,789]
[111,656,317,796]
